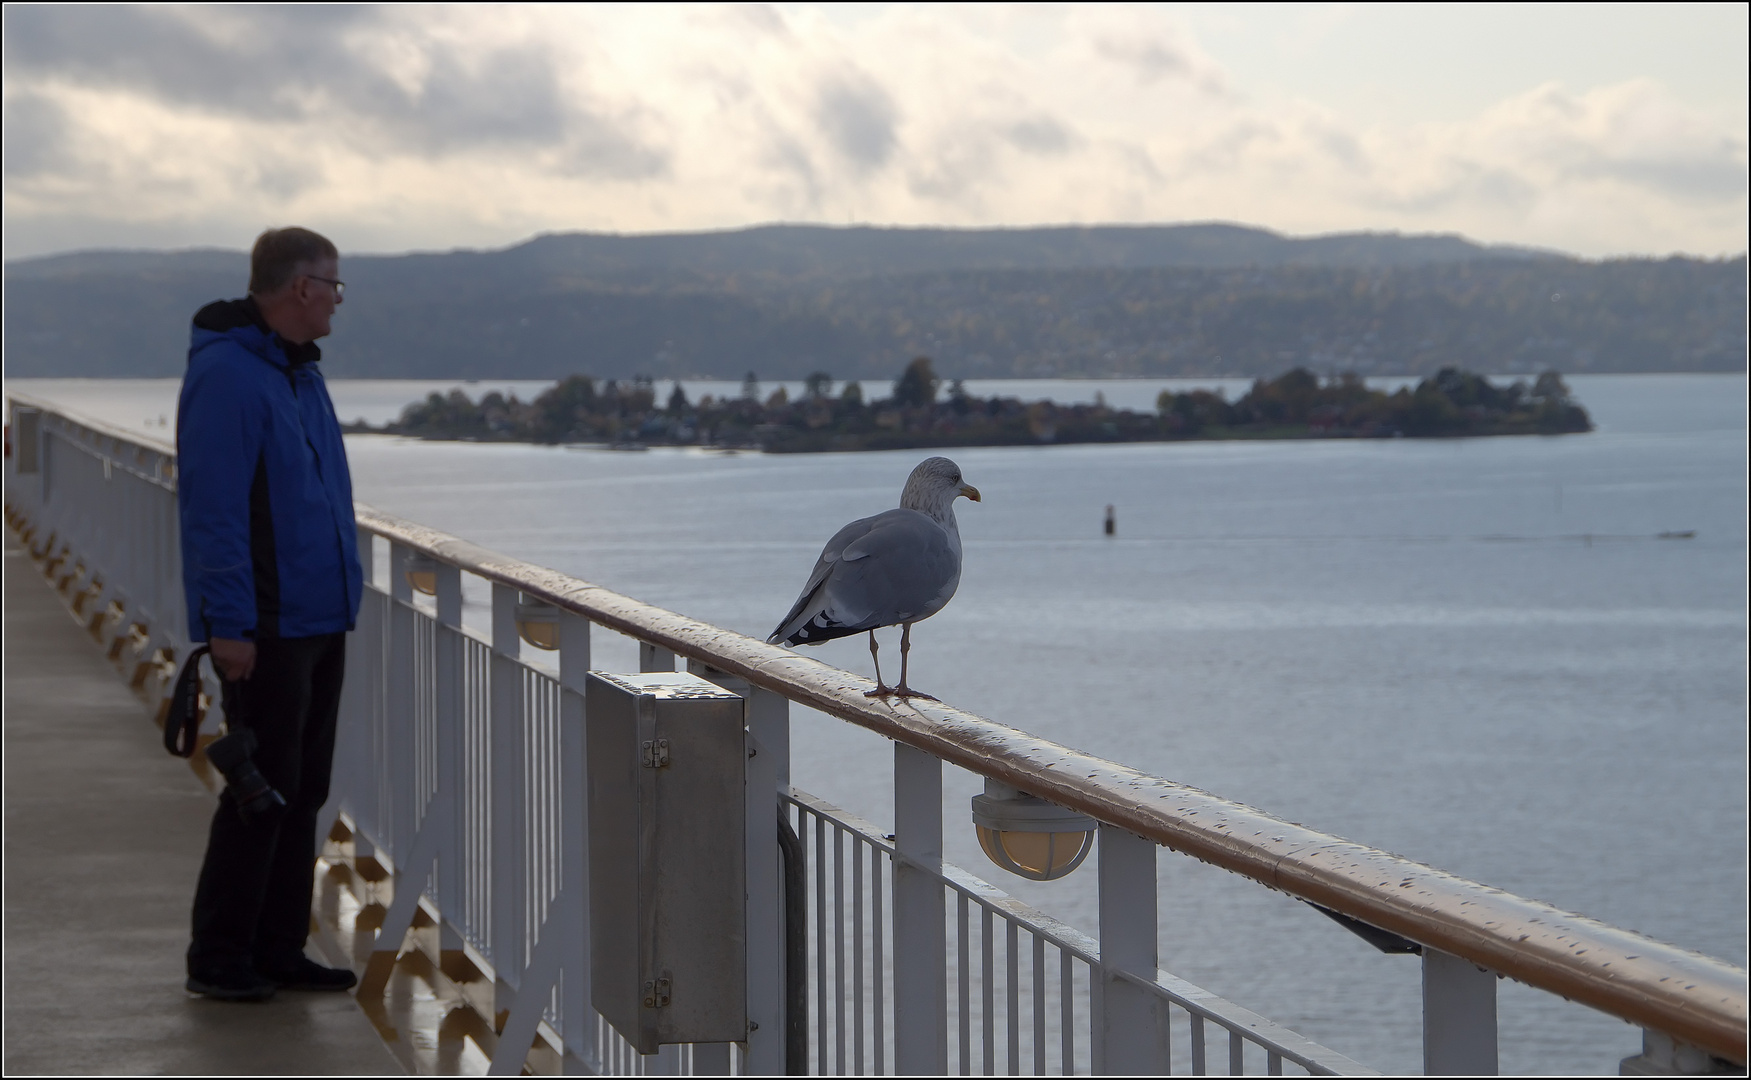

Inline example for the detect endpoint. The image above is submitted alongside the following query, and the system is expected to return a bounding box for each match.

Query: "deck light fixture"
[403,553,439,596]
[971,778,1095,881]
[516,598,561,650]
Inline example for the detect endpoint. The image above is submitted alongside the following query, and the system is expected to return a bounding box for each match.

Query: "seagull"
[768,456,981,700]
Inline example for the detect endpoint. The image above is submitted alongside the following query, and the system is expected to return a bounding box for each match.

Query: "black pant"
[188,632,346,976]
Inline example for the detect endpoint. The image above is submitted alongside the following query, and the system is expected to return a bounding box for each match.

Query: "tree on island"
[893,357,941,408]
[373,357,1590,450]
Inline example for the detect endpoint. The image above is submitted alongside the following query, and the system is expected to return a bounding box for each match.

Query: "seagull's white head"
[900,456,981,523]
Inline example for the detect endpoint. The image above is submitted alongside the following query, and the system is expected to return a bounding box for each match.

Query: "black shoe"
[187,967,278,1002]
[258,956,357,992]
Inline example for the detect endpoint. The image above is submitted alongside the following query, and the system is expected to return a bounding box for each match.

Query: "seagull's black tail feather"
[774,615,868,647]
[769,577,875,646]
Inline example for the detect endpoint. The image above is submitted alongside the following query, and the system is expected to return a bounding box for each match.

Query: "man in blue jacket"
[178,227,363,1001]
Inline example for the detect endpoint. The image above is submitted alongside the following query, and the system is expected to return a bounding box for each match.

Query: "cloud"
[2,91,73,179]
[1005,117,1078,157]
[1088,19,1227,96]
[1095,36,1192,84]
[1354,79,1748,228]
[814,72,899,174]
[1,5,1743,260]
[2,5,376,122]
[1516,81,1747,201]
[1,4,664,170]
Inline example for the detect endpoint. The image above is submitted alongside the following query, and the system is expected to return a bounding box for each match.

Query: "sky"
[3,3,1746,261]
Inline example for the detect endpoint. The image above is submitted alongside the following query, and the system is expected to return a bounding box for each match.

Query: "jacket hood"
[190,297,322,368]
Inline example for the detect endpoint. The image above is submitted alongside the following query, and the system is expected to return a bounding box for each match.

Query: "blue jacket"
[177,297,362,642]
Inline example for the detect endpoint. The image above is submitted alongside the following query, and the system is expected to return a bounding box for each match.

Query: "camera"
[205,709,287,824]
[164,644,287,822]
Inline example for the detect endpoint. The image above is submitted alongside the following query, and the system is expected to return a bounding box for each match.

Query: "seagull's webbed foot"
[891,685,938,702]
[863,684,897,699]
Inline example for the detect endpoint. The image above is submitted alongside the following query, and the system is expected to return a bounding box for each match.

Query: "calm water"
[11,374,1746,1073]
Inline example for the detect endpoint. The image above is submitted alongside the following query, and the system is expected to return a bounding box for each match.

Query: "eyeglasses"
[306,275,345,299]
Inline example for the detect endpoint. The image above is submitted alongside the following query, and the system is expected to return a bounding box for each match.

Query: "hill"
[3,223,1742,379]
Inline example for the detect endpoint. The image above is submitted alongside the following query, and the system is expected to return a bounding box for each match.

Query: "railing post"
[1423,948,1497,1075]
[558,611,596,1074]
[327,526,379,863]
[490,582,527,1020]
[1620,1029,1732,1074]
[433,562,469,968]
[643,637,683,1080]
[388,543,417,863]
[1096,825,1165,1075]
[744,684,789,1075]
[893,742,947,1075]
[686,660,789,1076]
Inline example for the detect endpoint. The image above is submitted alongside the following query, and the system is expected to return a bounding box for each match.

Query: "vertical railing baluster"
[1006,919,1020,1076]
[1229,1028,1244,1075]
[854,833,866,1075]
[1191,1012,1206,1075]
[1031,934,1045,1077]
[1059,950,1074,1077]
[816,809,828,1075]
[835,824,847,1075]
[1096,825,1164,1076]
[892,744,946,1075]
[958,893,971,1076]
[1267,1049,1282,1076]
[872,843,885,1076]
[982,907,995,1075]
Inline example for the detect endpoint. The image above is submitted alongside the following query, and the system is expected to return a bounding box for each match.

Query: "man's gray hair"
[249,227,338,296]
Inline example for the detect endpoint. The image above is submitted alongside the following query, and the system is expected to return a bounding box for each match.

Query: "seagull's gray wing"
[768,508,961,645]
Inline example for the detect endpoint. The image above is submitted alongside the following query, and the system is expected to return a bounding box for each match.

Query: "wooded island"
[355,360,1592,452]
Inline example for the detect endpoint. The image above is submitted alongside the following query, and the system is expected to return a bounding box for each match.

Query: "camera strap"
[164,645,211,758]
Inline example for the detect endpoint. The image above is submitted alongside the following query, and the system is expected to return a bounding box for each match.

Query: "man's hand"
[210,637,257,681]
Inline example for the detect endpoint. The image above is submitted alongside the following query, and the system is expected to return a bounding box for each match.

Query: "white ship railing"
[6,393,1745,1077]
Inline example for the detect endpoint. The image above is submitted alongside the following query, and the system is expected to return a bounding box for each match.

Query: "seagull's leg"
[893,622,938,701]
[863,630,894,698]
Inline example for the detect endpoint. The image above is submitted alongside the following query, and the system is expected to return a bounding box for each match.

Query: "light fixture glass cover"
[516,598,561,650]
[403,553,439,596]
[971,779,1095,881]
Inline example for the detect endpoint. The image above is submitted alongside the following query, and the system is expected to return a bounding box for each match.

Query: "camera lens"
[205,727,288,824]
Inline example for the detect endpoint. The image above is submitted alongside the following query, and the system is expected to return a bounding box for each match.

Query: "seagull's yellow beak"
[959,483,982,502]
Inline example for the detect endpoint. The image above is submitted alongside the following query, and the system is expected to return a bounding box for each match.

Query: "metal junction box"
[586,671,747,1053]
